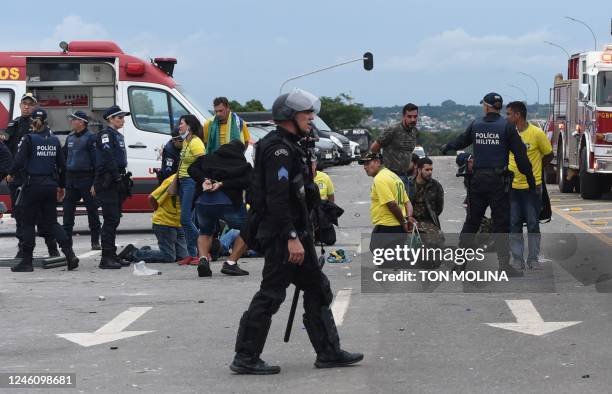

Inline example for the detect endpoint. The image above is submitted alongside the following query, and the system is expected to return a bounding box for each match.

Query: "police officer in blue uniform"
[230,90,363,375]
[442,93,535,277]
[95,106,131,269]
[8,109,79,272]
[156,129,182,184]
[5,93,59,258]
[62,111,101,250]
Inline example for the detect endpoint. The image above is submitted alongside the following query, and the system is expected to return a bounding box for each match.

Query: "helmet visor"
[286,89,321,114]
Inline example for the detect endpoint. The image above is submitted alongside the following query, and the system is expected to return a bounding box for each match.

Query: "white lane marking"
[486,300,581,336]
[77,250,101,259]
[331,289,352,326]
[57,307,154,347]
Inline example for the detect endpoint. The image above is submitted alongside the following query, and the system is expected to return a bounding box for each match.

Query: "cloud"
[41,15,109,49]
[383,28,560,72]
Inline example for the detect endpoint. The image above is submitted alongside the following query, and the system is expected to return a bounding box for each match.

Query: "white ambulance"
[0,40,212,212]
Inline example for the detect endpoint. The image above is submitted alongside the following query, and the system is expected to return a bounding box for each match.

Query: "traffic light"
[363,52,374,71]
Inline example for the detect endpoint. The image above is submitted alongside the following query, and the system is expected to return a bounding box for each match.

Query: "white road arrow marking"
[57,307,154,347]
[486,300,581,336]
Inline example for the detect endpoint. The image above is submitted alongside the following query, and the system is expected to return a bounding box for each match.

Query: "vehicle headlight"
[330,136,342,148]
[314,147,320,153]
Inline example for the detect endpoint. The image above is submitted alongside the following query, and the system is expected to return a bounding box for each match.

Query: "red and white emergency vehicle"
[550,43,612,199]
[0,41,212,212]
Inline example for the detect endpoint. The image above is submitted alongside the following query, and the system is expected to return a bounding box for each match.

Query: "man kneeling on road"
[117,174,187,264]
[361,152,415,257]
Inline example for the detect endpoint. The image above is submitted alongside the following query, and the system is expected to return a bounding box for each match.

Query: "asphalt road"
[1,156,611,393]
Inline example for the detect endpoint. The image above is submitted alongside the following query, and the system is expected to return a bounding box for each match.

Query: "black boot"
[114,254,131,266]
[91,233,101,251]
[230,312,280,375]
[62,247,80,271]
[99,251,122,269]
[14,246,24,259]
[46,238,60,258]
[11,253,33,272]
[304,306,364,369]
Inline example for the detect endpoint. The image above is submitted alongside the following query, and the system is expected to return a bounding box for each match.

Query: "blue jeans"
[133,224,188,263]
[178,177,198,256]
[195,203,247,236]
[510,186,542,263]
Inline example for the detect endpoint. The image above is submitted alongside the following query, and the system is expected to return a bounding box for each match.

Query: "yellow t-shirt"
[370,167,409,226]
[314,171,335,201]
[178,136,205,178]
[203,113,251,147]
[508,123,553,189]
[151,175,181,228]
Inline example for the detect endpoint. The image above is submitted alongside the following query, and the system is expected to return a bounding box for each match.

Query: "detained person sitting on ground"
[406,157,445,249]
[117,174,188,264]
[188,139,252,277]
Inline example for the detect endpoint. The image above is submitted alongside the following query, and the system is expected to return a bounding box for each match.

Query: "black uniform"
[235,127,343,362]
[157,139,180,183]
[9,128,72,260]
[445,112,535,267]
[94,126,128,258]
[0,140,11,180]
[6,116,58,255]
[62,128,101,245]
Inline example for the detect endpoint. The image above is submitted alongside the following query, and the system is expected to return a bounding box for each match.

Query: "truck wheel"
[579,148,601,200]
[557,142,574,193]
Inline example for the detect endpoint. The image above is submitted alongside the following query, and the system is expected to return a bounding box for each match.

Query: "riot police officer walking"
[62,111,101,250]
[231,89,363,375]
[94,106,131,269]
[5,93,59,258]
[8,109,79,272]
[442,93,535,277]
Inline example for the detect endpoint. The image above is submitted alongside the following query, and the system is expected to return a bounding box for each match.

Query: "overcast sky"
[1,0,611,108]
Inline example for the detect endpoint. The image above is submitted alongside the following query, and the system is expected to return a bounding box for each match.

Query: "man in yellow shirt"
[203,97,250,154]
[506,101,553,269]
[117,174,188,263]
[314,167,335,202]
[360,152,414,255]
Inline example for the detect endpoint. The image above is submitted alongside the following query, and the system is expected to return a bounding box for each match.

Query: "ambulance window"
[170,96,189,128]
[128,87,172,134]
[0,89,15,129]
[597,72,612,106]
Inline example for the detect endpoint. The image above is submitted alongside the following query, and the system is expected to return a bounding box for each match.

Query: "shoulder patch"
[274,148,289,157]
[277,166,289,181]
[101,134,110,144]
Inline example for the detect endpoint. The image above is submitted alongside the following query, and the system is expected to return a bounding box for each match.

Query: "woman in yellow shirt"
[177,114,205,263]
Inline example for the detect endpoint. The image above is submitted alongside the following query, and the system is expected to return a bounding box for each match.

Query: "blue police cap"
[31,108,47,121]
[68,110,89,123]
[103,105,131,120]
[480,92,503,109]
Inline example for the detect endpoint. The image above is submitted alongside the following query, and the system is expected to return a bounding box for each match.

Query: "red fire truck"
[550,44,612,199]
[0,41,212,212]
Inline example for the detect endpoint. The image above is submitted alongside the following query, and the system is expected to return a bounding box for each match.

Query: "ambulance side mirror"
[579,84,589,102]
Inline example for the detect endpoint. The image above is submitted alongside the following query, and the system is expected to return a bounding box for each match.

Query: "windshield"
[249,126,270,141]
[176,85,212,118]
[312,115,332,132]
[596,71,612,107]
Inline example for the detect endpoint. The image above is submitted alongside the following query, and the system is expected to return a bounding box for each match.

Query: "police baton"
[283,252,325,343]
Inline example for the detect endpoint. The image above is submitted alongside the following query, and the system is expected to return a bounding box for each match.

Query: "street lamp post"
[543,40,571,58]
[279,52,374,94]
[518,71,540,105]
[508,84,528,103]
[565,16,597,51]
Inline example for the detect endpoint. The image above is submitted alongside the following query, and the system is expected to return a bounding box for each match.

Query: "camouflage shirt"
[376,122,417,176]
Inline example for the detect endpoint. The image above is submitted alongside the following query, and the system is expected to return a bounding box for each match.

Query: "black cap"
[103,105,131,120]
[480,92,503,109]
[357,151,382,164]
[31,108,47,121]
[68,110,89,123]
